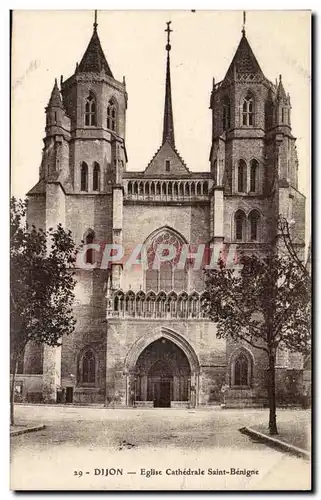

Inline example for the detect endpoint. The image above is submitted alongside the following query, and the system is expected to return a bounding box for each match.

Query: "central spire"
[162,21,175,148]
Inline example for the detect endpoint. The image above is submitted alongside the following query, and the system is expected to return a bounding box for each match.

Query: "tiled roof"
[78,28,113,77]
[224,32,264,81]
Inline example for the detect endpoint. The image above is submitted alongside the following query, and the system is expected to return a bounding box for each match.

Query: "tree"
[202,233,311,435]
[10,197,77,425]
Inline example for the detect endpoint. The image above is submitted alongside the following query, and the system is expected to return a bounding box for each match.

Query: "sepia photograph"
[10,9,311,491]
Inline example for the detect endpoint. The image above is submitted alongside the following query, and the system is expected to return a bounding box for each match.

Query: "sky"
[11,10,310,235]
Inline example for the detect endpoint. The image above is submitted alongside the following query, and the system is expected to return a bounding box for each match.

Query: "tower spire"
[93,10,98,32]
[242,10,246,36]
[162,21,175,147]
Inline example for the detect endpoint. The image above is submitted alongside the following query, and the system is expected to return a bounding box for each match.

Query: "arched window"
[125,291,135,314]
[136,291,145,316]
[114,290,125,313]
[107,98,117,131]
[85,93,97,126]
[234,353,249,386]
[230,349,253,387]
[81,349,96,384]
[250,159,259,192]
[81,162,88,192]
[145,228,188,292]
[249,210,260,241]
[235,210,246,241]
[242,93,254,126]
[222,96,231,131]
[85,230,95,264]
[93,162,100,191]
[238,159,247,193]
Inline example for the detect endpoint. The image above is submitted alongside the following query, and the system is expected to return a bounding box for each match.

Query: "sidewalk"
[252,420,310,452]
[240,410,311,459]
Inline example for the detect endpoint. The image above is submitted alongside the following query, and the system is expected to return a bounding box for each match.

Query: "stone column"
[42,344,62,403]
[212,187,224,239]
[112,186,123,290]
[43,182,65,403]
[141,375,148,401]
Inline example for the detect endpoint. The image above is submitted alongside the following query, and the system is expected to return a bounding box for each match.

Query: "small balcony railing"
[106,289,208,320]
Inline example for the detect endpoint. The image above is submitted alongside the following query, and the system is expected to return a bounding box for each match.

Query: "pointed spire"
[78,12,113,77]
[47,79,64,109]
[277,74,287,100]
[162,21,175,147]
[223,29,263,81]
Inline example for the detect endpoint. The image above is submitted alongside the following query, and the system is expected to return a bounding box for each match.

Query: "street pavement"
[10,405,311,491]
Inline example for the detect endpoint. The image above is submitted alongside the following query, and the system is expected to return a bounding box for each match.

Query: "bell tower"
[208,12,303,255]
[60,11,128,194]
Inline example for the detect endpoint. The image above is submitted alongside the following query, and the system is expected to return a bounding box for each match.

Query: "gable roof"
[144,140,190,177]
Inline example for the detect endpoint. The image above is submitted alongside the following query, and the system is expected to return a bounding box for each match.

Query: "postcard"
[10,10,311,491]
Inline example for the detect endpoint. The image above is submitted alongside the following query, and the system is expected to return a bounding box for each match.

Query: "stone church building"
[18,15,306,407]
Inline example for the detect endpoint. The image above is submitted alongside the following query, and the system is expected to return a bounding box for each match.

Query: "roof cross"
[165,21,173,51]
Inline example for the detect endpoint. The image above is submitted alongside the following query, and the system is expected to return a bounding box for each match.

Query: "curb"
[10,424,46,437]
[240,426,310,460]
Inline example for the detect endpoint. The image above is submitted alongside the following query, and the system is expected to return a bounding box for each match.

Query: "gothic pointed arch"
[80,161,88,192]
[234,209,246,241]
[83,228,95,264]
[107,96,118,132]
[78,346,98,385]
[242,91,254,126]
[144,226,188,292]
[248,209,261,241]
[124,327,200,375]
[229,347,254,388]
[93,162,100,191]
[114,290,125,313]
[237,159,247,193]
[84,91,97,126]
[250,159,259,193]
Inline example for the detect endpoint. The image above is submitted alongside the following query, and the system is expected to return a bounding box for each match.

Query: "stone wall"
[122,203,210,292]
[105,319,226,406]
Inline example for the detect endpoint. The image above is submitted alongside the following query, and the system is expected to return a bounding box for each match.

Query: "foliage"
[10,197,77,423]
[202,244,311,434]
[203,252,311,356]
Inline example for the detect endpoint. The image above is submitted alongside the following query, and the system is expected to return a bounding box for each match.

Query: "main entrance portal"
[134,337,191,407]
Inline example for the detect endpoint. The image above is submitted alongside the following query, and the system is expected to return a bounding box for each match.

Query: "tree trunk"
[10,352,19,427]
[268,350,278,435]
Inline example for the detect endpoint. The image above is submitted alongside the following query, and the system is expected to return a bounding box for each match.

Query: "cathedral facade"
[20,16,306,407]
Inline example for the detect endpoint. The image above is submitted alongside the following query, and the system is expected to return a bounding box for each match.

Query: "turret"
[274,74,292,129]
[45,79,69,137]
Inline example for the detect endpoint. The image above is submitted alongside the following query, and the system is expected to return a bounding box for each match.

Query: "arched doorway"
[134,337,191,407]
